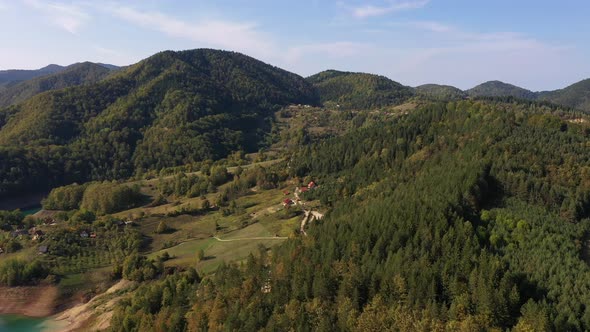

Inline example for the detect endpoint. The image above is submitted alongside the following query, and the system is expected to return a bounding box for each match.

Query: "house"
[11,229,28,238]
[125,220,134,226]
[38,245,48,254]
[32,230,44,241]
[299,186,309,193]
[80,231,89,238]
[0,248,4,254]
[308,181,316,189]
[283,198,294,207]
[43,217,56,225]
[283,190,290,195]
[90,232,97,238]
[261,284,272,294]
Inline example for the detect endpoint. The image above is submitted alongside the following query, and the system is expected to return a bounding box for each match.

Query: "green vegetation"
[0,64,64,86]
[42,183,87,210]
[181,100,590,331]
[307,70,413,109]
[0,258,48,286]
[0,49,318,199]
[2,49,590,331]
[415,83,466,100]
[538,78,590,112]
[80,182,143,215]
[0,62,113,107]
[467,80,537,99]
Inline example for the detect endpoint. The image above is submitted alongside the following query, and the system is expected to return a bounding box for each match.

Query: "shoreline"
[0,286,59,318]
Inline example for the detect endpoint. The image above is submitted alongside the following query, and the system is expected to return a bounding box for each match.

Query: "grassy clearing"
[100,159,305,276]
[148,222,290,275]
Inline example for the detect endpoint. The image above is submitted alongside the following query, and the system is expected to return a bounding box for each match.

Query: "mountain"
[95,63,120,70]
[0,64,65,86]
[537,78,590,112]
[0,62,115,107]
[0,49,318,196]
[307,70,414,109]
[467,80,537,99]
[415,83,467,100]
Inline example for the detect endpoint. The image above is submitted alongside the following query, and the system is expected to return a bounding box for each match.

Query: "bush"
[80,182,143,215]
[42,183,86,210]
[0,259,49,286]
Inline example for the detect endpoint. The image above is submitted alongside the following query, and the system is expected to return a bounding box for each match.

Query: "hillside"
[307,70,414,109]
[1,49,590,331]
[538,78,590,112]
[0,62,114,107]
[415,83,466,100]
[0,64,65,86]
[3,98,588,331]
[0,49,318,197]
[467,80,537,99]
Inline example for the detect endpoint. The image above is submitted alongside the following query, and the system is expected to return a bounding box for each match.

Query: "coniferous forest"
[0,49,590,331]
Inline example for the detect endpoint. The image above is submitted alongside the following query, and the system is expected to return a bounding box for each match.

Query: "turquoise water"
[21,206,42,216]
[0,315,46,332]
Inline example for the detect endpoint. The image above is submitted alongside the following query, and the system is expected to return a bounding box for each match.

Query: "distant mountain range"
[417,79,590,112]
[0,64,65,86]
[2,58,589,113]
[0,62,117,107]
[0,63,117,85]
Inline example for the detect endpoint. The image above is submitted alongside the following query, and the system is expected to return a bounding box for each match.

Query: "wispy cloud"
[349,0,429,18]
[285,41,369,63]
[390,20,453,33]
[105,5,276,59]
[92,45,121,57]
[23,0,89,34]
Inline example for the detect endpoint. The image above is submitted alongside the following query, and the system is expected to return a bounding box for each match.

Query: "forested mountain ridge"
[538,78,590,113]
[0,49,318,197]
[467,80,537,99]
[0,62,115,107]
[415,83,467,100]
[0,64,65,86]
[307,70,414,109]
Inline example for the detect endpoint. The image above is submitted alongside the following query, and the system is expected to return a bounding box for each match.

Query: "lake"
[21,205,42,216]
[0,315,47,332]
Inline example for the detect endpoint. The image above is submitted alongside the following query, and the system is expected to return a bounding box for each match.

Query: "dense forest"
[415,84,467,101]
[0,62,114,107]
[1,49,590,331]
[467,81,538,100]
[306,70,414,110]
[95,99,590,331]
[0,49,318,198]
[0,64,65,87]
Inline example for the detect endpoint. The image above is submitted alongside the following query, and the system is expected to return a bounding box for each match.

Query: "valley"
[0,48,589,331]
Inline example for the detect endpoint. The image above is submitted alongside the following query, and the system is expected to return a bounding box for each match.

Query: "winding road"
[213,236,288,242]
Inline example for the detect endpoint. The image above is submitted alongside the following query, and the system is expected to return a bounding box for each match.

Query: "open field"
[148,223,289,275]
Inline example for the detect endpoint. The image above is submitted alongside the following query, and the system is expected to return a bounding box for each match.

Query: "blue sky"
[1,0,589,90]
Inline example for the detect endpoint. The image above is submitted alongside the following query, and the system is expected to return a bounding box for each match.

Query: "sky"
[1,0,589,90]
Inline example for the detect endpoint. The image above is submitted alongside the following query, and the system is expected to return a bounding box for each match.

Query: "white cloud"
[23,0,89,34]
[285,41,369,63]
[350,0,429,18]
[93,45,121,57]
[106,5,276,59]
[392,20,453,33]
